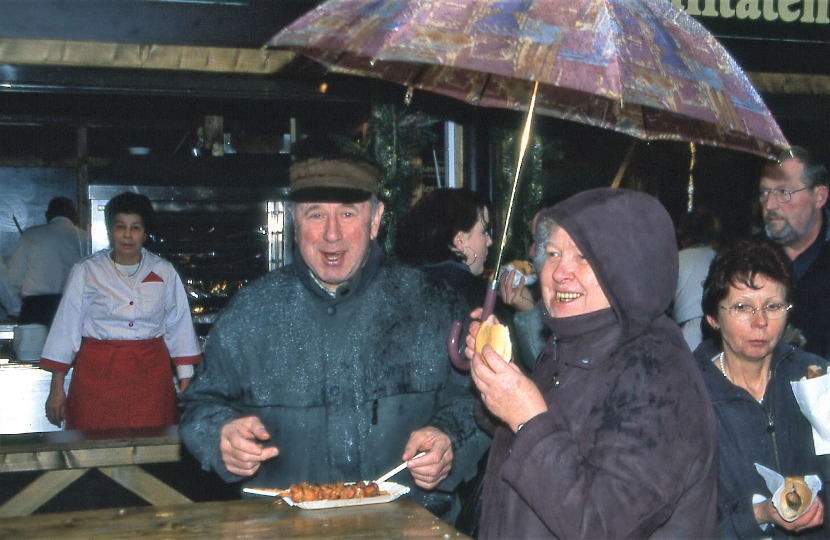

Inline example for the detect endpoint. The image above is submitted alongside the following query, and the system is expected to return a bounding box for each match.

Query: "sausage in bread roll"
[778,476,813,520]
[507,260,534,276]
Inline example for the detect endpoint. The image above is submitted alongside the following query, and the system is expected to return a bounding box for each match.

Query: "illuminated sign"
[672,0,830,42]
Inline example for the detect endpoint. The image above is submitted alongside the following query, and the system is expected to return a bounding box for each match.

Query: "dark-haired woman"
[695,238,828,537]
[395,188,493,308]
[41,192,201,430]
[395,187,494,534]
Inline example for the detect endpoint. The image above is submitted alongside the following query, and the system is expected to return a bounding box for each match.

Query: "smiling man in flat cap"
[180,135,488,523]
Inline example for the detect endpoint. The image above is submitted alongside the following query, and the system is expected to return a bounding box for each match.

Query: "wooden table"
[0,495,469,539]
[0,426,191,517]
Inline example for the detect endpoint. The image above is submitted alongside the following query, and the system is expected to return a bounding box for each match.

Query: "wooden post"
[76,126,90,253]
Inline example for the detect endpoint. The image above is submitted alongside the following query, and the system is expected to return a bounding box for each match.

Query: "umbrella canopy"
[269,0,789,160]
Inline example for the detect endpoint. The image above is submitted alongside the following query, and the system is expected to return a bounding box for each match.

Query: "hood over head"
[540,188,678,342]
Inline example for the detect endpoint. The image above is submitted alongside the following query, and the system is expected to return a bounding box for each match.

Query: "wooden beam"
[0,38,294,74]
[747,72,830,95]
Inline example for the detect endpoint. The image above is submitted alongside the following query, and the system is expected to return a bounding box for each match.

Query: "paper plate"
[244,481,410,510]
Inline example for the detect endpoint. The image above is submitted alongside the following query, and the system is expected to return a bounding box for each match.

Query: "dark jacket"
[179,242,490,517]
[790,208,830,359]
[478,188,718,539]
[422,259,486,311]
[694,339,830,539]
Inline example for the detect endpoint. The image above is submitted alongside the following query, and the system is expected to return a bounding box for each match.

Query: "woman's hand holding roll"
[465,308,547,433]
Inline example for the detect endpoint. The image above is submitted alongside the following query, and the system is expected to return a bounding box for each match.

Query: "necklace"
[718,351,771,402]
[718,352,728,379]
[112,254,142,277]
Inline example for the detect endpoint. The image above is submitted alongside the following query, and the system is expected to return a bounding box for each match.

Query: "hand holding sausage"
[498,269,535,312]
[755,495,824,533]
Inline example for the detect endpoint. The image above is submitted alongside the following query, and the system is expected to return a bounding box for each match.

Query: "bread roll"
[508,260,533,276]
[807,365,824,379]
[475,315,512,364]
[778,476,813,520]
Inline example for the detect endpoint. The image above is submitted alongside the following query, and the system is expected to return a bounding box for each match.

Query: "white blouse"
[41,248,201,376]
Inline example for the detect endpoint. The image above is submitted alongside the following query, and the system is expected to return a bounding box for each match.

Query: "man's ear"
[369,201,385,240]
[814,185,828,209]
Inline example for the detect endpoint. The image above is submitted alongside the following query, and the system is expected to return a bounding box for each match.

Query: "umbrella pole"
[610,141,637,189]
[485,80,540,316]
[448,81,539,370]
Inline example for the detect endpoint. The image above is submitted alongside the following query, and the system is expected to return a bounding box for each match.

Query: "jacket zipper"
[551,337,561,387]
[762,352,790,471]
[765,349,789,472]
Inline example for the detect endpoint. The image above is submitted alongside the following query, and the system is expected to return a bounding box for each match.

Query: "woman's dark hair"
[395,188,491,265]
[700,238,794,343]
[104,192,155,233]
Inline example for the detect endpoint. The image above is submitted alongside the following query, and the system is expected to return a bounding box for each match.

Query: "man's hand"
[755,496,824,533]
[219,416,279,477]
[402,426,453,490]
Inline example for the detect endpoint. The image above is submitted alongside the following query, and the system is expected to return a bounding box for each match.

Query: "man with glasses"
[759,145,830,358]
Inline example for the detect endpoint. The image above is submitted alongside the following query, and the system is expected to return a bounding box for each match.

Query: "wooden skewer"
[242,487,290,498]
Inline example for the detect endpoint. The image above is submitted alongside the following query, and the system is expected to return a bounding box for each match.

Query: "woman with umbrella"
[464,188,717,538]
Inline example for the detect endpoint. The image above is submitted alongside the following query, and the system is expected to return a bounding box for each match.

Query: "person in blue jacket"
[695,238,828,538]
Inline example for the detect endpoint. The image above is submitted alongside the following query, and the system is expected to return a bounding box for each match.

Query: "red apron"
[66,337,178,430]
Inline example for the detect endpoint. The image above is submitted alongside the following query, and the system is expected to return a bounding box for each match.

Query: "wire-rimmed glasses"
[719,302,792,321]
[758,187,809,203]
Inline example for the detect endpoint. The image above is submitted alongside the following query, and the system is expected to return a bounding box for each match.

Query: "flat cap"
[289,157,380,202]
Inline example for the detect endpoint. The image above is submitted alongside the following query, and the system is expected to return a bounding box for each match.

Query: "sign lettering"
[671,0,829,23]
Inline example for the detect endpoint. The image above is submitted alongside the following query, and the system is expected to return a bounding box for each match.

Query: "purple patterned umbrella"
[269,0,789,160]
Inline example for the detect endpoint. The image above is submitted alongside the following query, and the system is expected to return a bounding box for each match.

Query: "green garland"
[335,103,439,256]
[338,106,563,264]
[490,128,563,265]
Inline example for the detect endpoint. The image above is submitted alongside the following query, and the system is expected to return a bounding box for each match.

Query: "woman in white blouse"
[41,192,201,430]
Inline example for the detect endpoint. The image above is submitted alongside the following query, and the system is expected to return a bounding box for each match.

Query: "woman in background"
[41,192,201,430]
[395,187,493,307]
[395,187,493,536]
[695,238,827,537]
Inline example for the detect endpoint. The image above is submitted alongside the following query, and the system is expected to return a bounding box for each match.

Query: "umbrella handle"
[447,282,498,371]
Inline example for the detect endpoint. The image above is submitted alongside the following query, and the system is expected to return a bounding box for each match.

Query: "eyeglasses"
[719,302,792,321]
[758,187,809,203]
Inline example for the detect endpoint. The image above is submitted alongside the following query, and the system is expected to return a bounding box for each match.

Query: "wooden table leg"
[0,469,87,517]
[98,465,192,506]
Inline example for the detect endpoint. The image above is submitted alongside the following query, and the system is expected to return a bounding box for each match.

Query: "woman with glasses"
[696,238,828,538]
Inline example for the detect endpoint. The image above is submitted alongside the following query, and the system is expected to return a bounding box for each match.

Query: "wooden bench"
[0,425,192,517]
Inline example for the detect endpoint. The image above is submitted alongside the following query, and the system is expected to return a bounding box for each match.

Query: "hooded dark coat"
[477,188,718,539]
